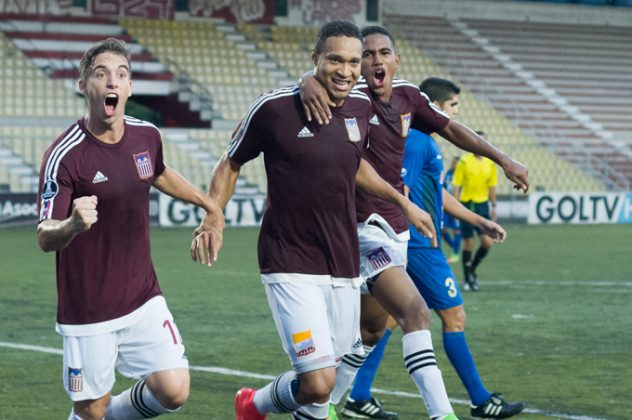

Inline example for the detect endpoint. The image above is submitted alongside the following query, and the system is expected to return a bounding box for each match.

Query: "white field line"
[482,280,632,287]
[0,341,607,420]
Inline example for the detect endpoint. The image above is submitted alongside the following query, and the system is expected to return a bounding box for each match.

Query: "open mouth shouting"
[104,93,119,117]
[371,68,386,90]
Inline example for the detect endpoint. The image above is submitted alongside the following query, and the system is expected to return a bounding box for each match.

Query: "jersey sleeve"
[153,130,166,177]
[37,153,74,223]
[402,129,430,188]
[227,100,269,166]
[411,89,450,134]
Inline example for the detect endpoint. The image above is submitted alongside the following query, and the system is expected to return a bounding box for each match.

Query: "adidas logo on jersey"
[92,171,109,184]
[369,115,380,125]
[297,126,314,138]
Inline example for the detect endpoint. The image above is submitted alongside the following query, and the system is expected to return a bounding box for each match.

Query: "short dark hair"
[361,25,395,47]
[79,38,131,80]
[314,20,362,55]
[419,77,461,104]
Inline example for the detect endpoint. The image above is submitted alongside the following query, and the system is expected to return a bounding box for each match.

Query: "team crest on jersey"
[292,329,316,357]
[67,367,83,392]
[133,151,153,179]
[400,112,412,137]
[367,247,392,270]
[345,118,361,142]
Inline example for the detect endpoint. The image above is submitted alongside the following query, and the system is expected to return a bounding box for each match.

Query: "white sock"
[253,371,301,414]
[402,330,453,418]
[292,401,329,419]
[329,345,374,404]
[105,380,174,419]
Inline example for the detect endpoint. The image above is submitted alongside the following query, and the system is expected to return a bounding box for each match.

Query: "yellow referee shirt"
[452,153,498,203]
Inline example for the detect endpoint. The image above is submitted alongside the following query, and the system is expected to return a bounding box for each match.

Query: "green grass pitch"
[0,223,630,419]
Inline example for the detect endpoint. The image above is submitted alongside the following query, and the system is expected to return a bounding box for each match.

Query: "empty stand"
[386,13,631,190]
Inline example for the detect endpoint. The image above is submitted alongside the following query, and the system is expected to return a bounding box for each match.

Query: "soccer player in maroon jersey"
[300,25,529,419]
[191,21,437,420]
[36,38,223,420]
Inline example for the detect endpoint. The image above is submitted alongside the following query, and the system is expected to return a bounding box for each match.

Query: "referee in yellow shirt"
[452,131,498,291]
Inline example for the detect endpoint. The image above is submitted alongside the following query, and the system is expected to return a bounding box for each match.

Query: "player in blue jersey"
[402,77,524,418]
[443,155,462,263]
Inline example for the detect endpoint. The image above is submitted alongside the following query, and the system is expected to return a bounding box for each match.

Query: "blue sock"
[349,329,392,401]
[442,231,455,251]
[443,331,491,406]
[453,232,462,254]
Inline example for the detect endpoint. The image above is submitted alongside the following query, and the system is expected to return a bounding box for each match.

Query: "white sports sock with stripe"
[253,371,302,414]
[105,380,174,419]
[403,330,453,418]
[292,401,329,419]
[329,344,375,404]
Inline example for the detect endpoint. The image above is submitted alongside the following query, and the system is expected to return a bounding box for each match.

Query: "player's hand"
[191,209,225,267]
[70,195,98,232]
[502,158,529,193]
[300,75,334,125]
[404,201,438,248]
[479,219,506,243]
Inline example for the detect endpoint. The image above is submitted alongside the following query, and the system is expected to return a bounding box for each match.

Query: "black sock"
[471,246,489,272]
[462,250,472,277]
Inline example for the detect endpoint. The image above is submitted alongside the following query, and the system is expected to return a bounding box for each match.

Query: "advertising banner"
[528,192,632,224]
[159,193,265,227]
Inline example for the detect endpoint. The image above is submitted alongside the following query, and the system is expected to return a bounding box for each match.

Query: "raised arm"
[356,158,437,247]
[439,120,529,193]
[37,195,98,252]
[190,152,241,266]
[443,190,506,242]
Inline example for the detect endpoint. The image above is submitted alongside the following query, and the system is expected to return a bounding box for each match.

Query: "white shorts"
[61,296,189,401]
[358,214,409,289]
[262,274,363,374]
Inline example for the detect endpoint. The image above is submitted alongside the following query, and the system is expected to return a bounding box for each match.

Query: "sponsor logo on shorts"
[352,338,363,349]
[292,329,316,357]
[68,367,83,392]
[367,247,392,270]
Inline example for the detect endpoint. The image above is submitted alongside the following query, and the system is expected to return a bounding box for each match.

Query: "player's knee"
[440,306,466,332]
[361,324,386,346]
[152,371,190,409]
[74,399,108,420]
[297,371,336,403]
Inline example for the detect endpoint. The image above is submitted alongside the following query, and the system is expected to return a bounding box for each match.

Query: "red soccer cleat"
[235,387,266,420]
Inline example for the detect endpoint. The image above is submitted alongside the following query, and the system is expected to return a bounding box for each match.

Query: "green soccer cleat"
[328,403,340,420]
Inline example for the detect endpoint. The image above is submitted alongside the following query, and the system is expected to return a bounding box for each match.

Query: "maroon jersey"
[355,79,449,233]
[229,85,371,278]
[37,116,165,325]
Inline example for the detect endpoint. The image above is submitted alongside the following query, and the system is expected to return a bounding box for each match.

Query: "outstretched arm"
[439,121,529,193]
[190,152,240,266]
[36,195,98,252]
[356,159,437,247]
[443,190,506,242]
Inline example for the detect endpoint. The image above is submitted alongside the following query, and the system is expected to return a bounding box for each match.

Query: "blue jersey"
[401,129,444,248]
[444,168,455,194]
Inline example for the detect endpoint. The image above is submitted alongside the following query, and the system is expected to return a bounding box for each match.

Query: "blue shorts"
[442,212,460,230]
[406,247,463,310]
[460,201,490,239]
